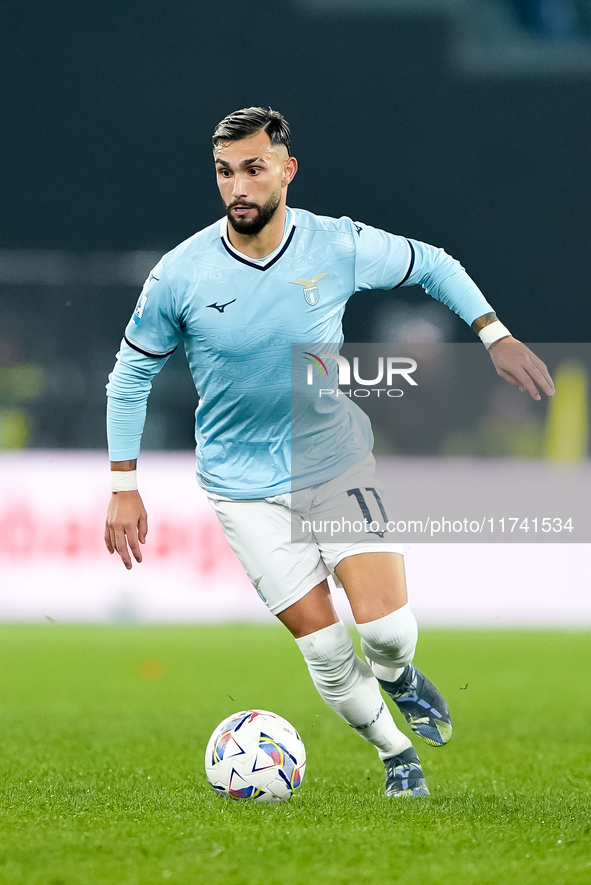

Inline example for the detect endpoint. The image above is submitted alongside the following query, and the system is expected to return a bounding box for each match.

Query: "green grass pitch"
[0,624,590,885]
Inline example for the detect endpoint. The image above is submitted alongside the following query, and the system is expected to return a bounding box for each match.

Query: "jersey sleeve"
[352,220,415,292]
[123,259,182,358]
[403,239,493,326]
[352,219,493,327]
[106,339,173,461]
[107,257,181,461]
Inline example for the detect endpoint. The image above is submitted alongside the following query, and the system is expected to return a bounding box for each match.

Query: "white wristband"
[111,469,138,492]
[478,320,511,350]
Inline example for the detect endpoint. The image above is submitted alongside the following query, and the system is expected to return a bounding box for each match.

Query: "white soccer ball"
[205,709,306,803]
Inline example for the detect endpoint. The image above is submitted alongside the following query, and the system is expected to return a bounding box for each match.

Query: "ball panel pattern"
[205,709,306,803]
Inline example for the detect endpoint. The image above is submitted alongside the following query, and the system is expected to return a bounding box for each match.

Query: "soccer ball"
[205,709,306,803]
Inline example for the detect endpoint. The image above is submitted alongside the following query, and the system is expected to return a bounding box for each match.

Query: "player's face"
[214,131,295,235]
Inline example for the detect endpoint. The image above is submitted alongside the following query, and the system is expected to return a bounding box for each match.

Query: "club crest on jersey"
[289,273,327,306]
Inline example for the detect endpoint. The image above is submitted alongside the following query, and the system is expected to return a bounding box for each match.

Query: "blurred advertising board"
[0,452,589,626]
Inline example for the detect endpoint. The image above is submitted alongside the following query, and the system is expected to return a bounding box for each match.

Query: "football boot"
[379,664,452,747]
[384,747,429,798]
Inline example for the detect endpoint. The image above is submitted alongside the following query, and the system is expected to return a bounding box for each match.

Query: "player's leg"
[274,578,338,638]
[332,551,449,796]
[335,551,452,748]
[307,454,451,796]
[276,581,418,781]
[283,594,428,797]
[207,493,420,793]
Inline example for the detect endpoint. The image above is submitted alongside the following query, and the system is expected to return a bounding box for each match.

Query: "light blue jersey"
[107,208,492,498]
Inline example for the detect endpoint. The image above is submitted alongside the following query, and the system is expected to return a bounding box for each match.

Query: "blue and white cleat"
[384,747,430,797]
[379,664,452,747]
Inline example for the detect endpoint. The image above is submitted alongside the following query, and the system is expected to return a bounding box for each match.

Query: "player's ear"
[283,156,298,187]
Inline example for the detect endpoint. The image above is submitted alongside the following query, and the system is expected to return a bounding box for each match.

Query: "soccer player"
[104,107,554,797]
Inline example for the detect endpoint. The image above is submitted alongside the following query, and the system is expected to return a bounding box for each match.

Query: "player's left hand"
[488,337,555,401]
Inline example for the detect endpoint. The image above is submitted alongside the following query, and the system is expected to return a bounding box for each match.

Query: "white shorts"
[207,454,403,615]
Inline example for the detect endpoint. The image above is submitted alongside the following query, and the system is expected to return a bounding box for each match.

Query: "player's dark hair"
[212,107,292,155]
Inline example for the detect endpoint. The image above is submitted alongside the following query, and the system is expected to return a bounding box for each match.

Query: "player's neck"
[226,205,288,260]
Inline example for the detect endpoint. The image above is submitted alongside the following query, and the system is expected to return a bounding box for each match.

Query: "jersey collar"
[220,208,295,271]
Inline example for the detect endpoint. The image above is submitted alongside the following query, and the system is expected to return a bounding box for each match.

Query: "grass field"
[0,624,590,885]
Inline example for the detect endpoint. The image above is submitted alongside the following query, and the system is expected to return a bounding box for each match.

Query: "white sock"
[295,620,411,760]
[357,604,418,684]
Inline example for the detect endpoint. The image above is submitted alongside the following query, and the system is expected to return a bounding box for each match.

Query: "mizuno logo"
[149,272,160,281]
[207,299,237,313]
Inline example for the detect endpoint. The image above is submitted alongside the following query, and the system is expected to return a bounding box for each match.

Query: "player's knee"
[357,604,418,668]
[295,620,357,691]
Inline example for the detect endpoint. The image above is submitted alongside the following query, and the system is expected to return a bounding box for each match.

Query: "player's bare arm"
[104,459,148,570]
[471,312,555,401]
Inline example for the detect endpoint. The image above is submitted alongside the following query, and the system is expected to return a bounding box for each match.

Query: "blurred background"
[0,0,589,623]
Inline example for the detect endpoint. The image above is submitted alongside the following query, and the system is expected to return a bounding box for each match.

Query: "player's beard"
[225,189,282,235]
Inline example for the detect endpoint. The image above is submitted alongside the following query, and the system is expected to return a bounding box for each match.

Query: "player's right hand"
[104,491,148,569]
